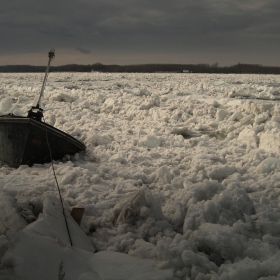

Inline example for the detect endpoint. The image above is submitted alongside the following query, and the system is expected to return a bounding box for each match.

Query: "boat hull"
[0,115,86,167]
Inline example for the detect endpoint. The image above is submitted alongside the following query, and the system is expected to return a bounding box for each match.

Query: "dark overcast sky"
[1,0,280,66]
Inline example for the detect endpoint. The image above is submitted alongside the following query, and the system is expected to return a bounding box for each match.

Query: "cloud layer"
[1,0,280,65]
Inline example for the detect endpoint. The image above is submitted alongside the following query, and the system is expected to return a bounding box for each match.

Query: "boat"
[0,50,86,168]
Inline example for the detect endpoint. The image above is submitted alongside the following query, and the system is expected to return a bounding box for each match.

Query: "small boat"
[0,50,86,168]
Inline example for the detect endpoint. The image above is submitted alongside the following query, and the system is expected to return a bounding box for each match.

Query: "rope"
[43,117,73,246]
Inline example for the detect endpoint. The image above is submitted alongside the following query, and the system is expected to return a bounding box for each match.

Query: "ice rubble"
[0,73,280,279]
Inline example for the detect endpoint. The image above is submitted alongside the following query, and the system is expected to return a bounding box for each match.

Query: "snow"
[0,72,280,279]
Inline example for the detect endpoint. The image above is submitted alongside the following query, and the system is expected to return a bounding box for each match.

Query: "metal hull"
[0,115,85,167]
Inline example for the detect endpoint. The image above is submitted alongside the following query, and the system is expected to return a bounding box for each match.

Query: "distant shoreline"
[1,63,280,74]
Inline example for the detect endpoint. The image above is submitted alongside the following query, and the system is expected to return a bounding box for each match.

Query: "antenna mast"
[27,49,55,121]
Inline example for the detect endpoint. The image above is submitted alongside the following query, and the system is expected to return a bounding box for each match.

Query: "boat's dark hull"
[0,115,86,167]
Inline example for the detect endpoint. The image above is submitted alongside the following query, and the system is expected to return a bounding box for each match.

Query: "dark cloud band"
[1,0,279,65]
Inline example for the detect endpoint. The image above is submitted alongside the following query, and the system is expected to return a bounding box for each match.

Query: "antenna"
[27,49,55,121]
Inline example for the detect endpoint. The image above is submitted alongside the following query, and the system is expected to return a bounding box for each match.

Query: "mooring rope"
[43,118,73,246]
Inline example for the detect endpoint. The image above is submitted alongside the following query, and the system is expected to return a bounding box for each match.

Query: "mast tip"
[48,49,55,59]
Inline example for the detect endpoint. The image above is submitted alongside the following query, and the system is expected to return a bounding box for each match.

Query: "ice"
[216,109,229,121]
[114,186,165,225]
[218,257,260,280]
[257,157,280,173]
[0,192,27,234]
[1,72,280,279]
[183,183,255,232]
[154,166,173,184]
[237,127,258,147]
[89,251,173,280]
[0,97,13,114]
[51,92,78,102]
[259,129,280,152]
[86,132,113,146]
[138,135,162,148]
[228,110,243,121]
[255,112,269,124]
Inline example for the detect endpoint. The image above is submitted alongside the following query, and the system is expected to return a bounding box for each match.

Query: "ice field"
[0,72,280,279]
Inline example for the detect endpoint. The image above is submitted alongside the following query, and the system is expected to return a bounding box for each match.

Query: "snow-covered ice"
[0,72,280,279]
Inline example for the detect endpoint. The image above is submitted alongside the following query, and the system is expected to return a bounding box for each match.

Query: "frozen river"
[0,72,280,280]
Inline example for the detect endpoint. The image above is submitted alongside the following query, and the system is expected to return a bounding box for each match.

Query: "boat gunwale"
[0,115,86,151]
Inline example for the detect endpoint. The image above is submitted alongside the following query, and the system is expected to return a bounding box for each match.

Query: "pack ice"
[0,72,280,280]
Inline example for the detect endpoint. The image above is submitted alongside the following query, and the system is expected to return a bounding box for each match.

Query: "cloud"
[75,47,91,54]
[1,0,280,65]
